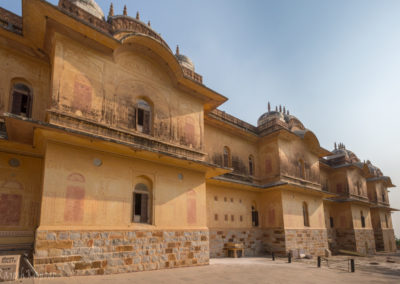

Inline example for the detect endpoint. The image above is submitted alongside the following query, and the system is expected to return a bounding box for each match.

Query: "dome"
[70,0,104,20]
[332,144,360,163]
[257,111,285,127]
[175,46,195,71]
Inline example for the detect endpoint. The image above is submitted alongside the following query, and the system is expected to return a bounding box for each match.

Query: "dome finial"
[283,106,286,113]
[108,3,114,17]
[287,110,290,115]
[148,20,151,26]
[123,5,128,16]
[334,142,337,150]
[268,102,271,112]
[275,106,278,111]
[176,45,180,55]
[279,105,282,112]
[136,11,140,20]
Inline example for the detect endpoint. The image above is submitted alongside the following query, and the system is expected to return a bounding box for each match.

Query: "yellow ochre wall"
[351,204,372,229]
[51,32,204,151]
[39,141,207,230]
[0,151,43,243]
[204,124,258,176]
[206,183,258,229]
[0,44,50,120]
[281,191,325,229]
[278,138,320,184]
[347,168,368,198]
[258,137,280,183]
[259,190,284,228]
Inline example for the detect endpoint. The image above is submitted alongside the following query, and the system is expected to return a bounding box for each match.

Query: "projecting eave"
[2,113,231,178]
[324,197,373,207]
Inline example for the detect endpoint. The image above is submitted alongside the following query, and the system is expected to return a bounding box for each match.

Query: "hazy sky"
[2,0,400,237]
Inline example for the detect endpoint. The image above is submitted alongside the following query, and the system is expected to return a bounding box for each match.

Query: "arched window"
[381,189,386,202]
[251,204,259,227]
[249,155,254,176]
[136,99,152,134]
[385,214,389,228]
[302,202,310,227]
[360,211,365,228]
[298,159,305,179]
[10,83,32,118]
[132,181,152,224]
[223,146,231,167]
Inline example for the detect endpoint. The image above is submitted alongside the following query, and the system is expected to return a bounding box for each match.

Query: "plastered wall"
[204,124,258,177]
[0,43,50,120]
[347,168,368,198]
[206,183,258,229]
[351,204,372,229]
[281,191,325,229]
[0,151,43,242]
[51,33,204,151]
[39,141,207,229]
[278,138,320,184]
[324,202,353,229]
[258,190,284,228]
[258,137,280,183]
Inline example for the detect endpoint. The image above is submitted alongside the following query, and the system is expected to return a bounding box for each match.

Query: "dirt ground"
[5,252,400,284]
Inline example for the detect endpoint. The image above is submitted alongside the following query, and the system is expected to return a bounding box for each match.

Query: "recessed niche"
[8,158,20,167]
[93,158,103,167]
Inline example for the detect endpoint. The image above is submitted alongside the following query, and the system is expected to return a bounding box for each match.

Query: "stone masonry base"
[34,229,209,277]
[354,229,376,255]
[285,229,328,256]
[209,228,328,257]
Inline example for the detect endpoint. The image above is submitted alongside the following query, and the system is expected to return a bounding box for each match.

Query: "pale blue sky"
[2,0,400,236]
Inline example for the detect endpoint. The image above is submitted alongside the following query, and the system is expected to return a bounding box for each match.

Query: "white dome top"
[71,0,104,20]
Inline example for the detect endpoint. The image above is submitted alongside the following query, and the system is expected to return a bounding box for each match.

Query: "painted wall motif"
[50,33,204,151]
[40,141,206,228]
[0,152,42,244]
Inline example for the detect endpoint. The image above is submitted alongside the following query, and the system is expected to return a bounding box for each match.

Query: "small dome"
[176,54,195,71]
[332,144,360,163]
[257,111,285,127]
[71,0,105,20]
[366,160,383,177]
[175,46,195,71]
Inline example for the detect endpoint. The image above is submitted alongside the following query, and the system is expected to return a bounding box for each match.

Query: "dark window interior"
[251,206,259,227]
[137,109,144,126]
[330,217,334,228]
[134,193,142,215]
[11,84,31,117]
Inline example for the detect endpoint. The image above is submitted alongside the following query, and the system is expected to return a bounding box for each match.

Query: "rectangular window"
[329,217,334,228]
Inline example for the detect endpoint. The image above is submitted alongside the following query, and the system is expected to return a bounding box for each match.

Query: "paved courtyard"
[6,253,400,284]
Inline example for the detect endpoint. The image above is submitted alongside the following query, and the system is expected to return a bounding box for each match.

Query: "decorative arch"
[67,173,86,183]
[114,34,184,84]
[132,175,153,224]
[9,79,33,118]
[223,146,231,168]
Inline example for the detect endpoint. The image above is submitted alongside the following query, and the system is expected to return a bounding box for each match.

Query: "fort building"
[0,0,396,277]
